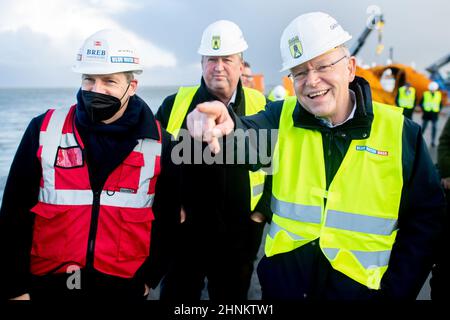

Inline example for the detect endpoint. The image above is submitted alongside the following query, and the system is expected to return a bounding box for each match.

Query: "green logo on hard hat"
[212,36,221,50]
[289,36,303,59]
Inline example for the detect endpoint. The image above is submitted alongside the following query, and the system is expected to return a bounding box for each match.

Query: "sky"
[0,0,449,88]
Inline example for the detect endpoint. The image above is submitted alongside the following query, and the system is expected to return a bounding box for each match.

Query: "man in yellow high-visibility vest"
[155,20,271,301]
[395,82,416,119]
[186,12,445,300]
[421,81,443,147]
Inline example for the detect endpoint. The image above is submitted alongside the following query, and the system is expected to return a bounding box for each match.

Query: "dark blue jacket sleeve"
[380,119,446,299]
[0,114,45,299]
[229,101,283,171]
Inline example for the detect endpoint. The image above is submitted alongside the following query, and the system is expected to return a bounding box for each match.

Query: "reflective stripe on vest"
[423,90,442,112]
[322,248,391,268]
[271,195,322,224]
[32,105,161,278]
[326,210,397,236]
[397,86,416,109]
[267,96,403,289]
[168,86,267,211]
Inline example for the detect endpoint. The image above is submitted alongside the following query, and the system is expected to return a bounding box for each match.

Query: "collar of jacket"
[292,76,374,139]
[75,88,160,141]
[198,77,244,113]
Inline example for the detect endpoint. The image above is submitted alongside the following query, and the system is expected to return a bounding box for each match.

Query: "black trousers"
[29,270,147,301]
[430,189,450,300]
[422,118,439,145]
[160,219,265,301]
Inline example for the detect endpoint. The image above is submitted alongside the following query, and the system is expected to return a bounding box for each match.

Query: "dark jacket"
[234,76,445,299]
[156,78,272,234]
[0,92,180,300]
[431,115,450,300]
[438,116,450,178]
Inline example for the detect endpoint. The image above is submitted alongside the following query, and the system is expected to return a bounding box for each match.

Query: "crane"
[350,11,384,56]
[426,53,450,93]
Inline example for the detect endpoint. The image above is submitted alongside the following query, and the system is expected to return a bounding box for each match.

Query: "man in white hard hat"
[0,29,180,300]
[186,12,444,299]
[420,81,443,147]
[156,19,271,300]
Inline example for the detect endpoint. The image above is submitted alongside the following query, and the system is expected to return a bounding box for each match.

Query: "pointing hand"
[187,101,234,154]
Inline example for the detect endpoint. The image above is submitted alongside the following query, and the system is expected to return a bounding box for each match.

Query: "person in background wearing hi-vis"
[420,81,443,147]
[155,20,271,300]
[186,12,445,299]
[241,61,255,88]
[395,82,416,119]
[0,29,181,301]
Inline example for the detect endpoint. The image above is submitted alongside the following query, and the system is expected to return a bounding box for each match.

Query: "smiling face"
[290,47,356,124]
[201,54,244,104]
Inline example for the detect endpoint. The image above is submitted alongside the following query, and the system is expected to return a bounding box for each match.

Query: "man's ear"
[347,56,357,82]
[128,79,138,96]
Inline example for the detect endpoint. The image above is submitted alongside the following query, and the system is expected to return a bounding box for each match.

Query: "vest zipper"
[86,189,102,271]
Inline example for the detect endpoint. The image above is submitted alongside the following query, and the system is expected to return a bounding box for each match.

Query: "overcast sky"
[0,0,449,88]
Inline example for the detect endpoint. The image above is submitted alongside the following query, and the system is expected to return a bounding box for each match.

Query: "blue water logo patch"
[111,56,139,64]
[356,145,388,156]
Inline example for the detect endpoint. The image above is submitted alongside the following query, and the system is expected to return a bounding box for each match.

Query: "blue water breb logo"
[356,145,388,156]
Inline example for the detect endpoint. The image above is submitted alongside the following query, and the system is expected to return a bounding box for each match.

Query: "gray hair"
[124,72,135,83]
[201,52,244,63]
[336,44,350,56]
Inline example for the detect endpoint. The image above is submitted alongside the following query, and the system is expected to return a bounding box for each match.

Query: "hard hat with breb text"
[72,29,143,75]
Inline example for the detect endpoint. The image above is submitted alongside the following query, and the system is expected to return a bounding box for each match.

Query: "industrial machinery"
[350,10,385,57]
[426,53,450,96]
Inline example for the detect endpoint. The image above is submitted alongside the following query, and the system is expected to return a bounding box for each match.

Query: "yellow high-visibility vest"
[167,86,267,211]
[423,90,442,113]
[397,86,416,109]
[267,96,403,289]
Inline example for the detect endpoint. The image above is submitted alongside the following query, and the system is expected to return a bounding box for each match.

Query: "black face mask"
[81,84,130,123]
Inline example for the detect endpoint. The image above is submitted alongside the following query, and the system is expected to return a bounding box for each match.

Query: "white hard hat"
[272,85,287,101]
[279,12,352,72]
[198,20,248,56]
[72,29,143,75]
[428,81,439,91]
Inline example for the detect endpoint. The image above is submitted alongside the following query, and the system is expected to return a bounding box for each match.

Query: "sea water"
[0,86,178,202]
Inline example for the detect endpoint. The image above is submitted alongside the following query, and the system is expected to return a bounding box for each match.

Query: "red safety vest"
[30,105,162,278]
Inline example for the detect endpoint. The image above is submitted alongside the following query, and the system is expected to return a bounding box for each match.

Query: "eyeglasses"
[241,74,254,80]
[289,55,349,82]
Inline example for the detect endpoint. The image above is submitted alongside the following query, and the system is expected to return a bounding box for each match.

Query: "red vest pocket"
[117,207,154,261]
[30,203,71,262]
[104,152,144,193]
[30,202,90,275]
